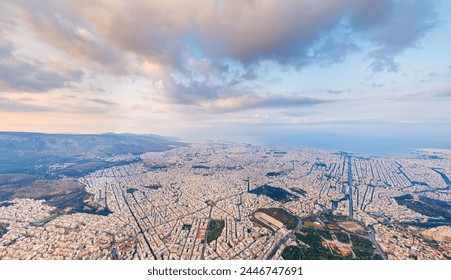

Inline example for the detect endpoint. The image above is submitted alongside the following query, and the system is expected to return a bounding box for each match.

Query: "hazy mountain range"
[0,131,184,186]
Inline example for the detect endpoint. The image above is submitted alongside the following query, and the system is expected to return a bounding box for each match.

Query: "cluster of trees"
[282,226,381,260]
[334,231,350,243]
[206,220,225,243]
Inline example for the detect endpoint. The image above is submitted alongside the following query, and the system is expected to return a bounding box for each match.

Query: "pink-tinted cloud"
[0,0,442,112]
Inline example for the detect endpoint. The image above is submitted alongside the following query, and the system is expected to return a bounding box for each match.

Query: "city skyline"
[1,0,450,145]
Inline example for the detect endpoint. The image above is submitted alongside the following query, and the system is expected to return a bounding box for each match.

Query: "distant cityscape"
[0,132,449,260]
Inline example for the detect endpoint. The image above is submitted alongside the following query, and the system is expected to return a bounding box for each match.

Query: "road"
[347,156,354,219]
[121,190,158,260]
[265,218,303,260]
[369,227,387,260]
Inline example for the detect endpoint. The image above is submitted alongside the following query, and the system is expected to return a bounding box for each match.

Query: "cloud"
[196,0,438,71]
[8,1,440,69]
[434,91,451,98]
[0,96,54,112]
[87,98,118,106]
[0,0,441,108]
[196,1,349,65]
[355,0,439,72]
[0,53,82,92]
[327,89,344,95]
[199,93,331,113]
[0,26,83,92]
[4,1,128,76]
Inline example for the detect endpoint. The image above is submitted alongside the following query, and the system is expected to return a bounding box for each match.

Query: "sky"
[0,0,450,150]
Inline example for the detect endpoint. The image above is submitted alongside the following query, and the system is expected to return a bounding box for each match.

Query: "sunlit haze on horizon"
[1,0,450,153]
